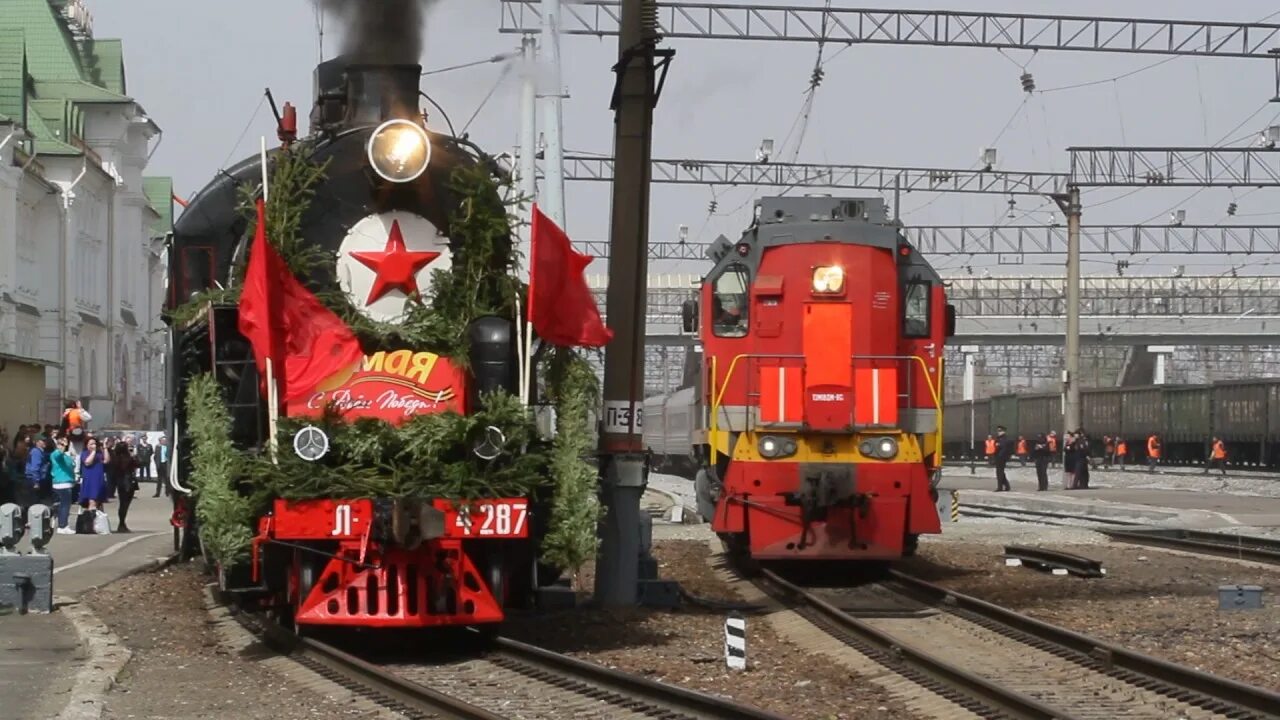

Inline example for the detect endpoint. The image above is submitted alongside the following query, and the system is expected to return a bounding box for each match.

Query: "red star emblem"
[349,219,440,305]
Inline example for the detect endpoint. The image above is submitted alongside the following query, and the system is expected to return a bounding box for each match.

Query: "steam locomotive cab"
[689,196,954,560]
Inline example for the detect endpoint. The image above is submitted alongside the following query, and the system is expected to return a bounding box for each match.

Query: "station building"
[0,0,171,432]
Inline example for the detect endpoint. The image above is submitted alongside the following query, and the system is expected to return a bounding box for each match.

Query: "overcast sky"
[94,0,1280,279]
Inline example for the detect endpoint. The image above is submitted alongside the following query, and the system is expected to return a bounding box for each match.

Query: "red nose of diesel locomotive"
[697,196,947,560]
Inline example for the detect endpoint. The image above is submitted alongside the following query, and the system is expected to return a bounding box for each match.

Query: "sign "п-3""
[602,400,644,434]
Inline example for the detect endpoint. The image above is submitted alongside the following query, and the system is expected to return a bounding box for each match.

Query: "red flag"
[529,205,612,347]
[238,199,365,404]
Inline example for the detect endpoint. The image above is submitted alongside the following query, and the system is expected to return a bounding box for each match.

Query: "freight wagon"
[943,378,1280,468]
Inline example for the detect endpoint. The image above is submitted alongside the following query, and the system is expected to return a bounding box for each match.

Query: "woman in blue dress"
[78,436,110,510]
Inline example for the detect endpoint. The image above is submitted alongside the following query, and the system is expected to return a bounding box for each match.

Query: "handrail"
[709,352,945,468]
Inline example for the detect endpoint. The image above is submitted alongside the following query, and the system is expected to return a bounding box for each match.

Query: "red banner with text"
[285,349,467,424]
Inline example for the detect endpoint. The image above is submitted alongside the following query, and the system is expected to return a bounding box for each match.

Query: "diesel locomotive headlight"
[812,265,845,294]
[368,119,432,183]
[859,437,899,459]
[758,435,797,459]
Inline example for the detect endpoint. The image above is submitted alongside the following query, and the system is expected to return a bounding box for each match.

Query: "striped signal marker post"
[725,612,746,670]
[951,490,960,523]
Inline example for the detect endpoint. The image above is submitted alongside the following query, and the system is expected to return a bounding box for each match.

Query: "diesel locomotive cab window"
[712,264,750,337]
[904,282,930,338]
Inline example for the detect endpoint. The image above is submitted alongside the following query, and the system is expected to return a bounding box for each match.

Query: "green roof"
[33,78,129,103]
[0,3,145,161]
[0,30,26,126]
[80,38,123,94]
[27,101,78,155]
[143,177,174,237]
[0,0,84,81]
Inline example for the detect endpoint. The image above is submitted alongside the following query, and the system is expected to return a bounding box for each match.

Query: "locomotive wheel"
[719,533,759,576]
[483,554,507,608]
[284,554,324,637]
[903,533,920,557]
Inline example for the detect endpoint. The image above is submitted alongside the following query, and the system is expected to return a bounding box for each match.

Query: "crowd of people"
[983,428,1229,493]
[0,400,170,535]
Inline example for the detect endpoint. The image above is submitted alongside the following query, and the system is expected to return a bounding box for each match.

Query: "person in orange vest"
[984,435,996,465]
[1146,434,1161,473]
[1115,438,1128,470]
[1016,436,1028,467]
[1102,435,1115,468]
[1047,431,1058,467]
[1205,437,1227,475]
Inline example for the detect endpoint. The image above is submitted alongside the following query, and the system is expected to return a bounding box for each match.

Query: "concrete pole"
[961,345,977,472]
[539,0,567,229]
[1056,186,1082,436]
[1148,345,1175,385]
[595,0,666,607]
[518,35,538,277]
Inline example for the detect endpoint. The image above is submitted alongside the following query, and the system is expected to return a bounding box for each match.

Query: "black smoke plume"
[317,0,438,64]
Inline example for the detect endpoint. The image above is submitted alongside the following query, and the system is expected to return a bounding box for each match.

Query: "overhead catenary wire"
[460,62,514,135]
[219,93,269,171]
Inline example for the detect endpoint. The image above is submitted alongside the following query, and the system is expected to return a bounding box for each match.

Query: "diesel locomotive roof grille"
[757,196,889,225]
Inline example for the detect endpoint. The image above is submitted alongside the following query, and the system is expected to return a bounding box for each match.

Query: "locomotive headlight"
[368,119,432,183]
[758,435,797,459]
[812,265,845,294]
[860,437,899,459]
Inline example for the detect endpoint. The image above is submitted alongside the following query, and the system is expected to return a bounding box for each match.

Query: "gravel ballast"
[84,563,383,719]
[503,539,923,720]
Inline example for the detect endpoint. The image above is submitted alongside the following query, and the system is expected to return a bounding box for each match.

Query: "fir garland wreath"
[541,347,603,571]
[173,141,602,572]
[185,373,255,566]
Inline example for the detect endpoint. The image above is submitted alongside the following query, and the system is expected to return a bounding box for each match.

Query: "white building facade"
[0,0,171,432]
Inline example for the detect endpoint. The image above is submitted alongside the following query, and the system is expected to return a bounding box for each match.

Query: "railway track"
[955,504,1280,564]
[1100,527,1280,566]
[1093,465,1280,482]
[240,610,784,720]
[753,568,1280,720]
[957,503,1145,528]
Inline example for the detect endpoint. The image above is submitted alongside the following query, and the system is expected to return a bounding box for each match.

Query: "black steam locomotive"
[163,56,553,631]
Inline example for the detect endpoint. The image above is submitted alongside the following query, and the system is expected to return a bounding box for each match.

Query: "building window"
[903,282,931,338]
[711,263,750,338]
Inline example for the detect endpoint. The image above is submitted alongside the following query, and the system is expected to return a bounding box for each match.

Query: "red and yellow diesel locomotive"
[647,195,955,560]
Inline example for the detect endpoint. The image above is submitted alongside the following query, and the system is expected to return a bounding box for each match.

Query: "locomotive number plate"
[451,500,530,538]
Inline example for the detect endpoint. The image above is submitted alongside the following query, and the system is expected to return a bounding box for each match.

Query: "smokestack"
[316,0,439,65]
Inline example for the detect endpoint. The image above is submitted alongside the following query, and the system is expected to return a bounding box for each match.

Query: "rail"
[1002,545,1106,578]
[890,569,1280,718]
[246,602,787,719]
[1099,528,1280,566]
[756,568,1073,719]
[256,620,500,719]
[709,352,943,466]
